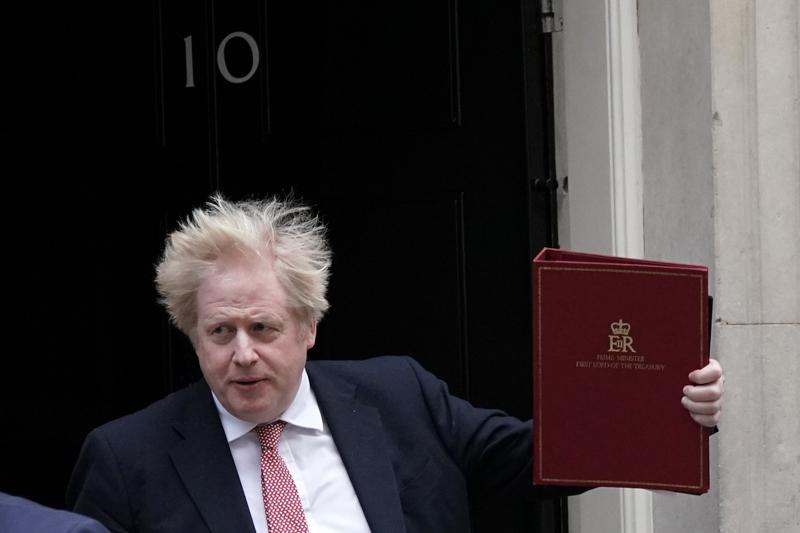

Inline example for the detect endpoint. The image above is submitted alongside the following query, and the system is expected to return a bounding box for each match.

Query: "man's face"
[194,253,315,423]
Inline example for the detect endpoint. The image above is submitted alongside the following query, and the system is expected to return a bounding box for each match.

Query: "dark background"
[4,1,565,531]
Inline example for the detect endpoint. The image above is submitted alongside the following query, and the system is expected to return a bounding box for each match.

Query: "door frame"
[552,0,650,532]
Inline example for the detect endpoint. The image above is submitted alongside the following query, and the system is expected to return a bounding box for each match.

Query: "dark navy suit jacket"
[0,492,109,533]
[67,356,574,532]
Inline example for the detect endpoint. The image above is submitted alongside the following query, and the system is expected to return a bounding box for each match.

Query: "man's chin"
[226,397,280,424]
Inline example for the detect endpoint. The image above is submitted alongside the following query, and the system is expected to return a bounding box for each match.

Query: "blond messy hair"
[155,194,331,336]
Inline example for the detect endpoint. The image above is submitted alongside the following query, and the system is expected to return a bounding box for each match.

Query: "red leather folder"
[532,248,710,494]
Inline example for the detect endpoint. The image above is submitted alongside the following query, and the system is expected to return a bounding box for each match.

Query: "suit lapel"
[169,382,256,533]
[308,363,407,533]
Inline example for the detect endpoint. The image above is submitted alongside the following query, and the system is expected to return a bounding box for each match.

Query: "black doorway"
[4,1,565,531]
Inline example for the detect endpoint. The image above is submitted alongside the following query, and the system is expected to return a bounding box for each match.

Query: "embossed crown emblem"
[610,319,631,335]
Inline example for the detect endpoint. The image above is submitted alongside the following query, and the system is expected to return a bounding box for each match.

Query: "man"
[67,195,724,532]
[0,491,109,533]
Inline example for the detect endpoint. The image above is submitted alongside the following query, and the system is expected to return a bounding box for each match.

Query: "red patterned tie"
[256,421,310,533]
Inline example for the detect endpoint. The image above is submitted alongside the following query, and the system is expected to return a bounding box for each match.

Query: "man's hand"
[681,358,724,427]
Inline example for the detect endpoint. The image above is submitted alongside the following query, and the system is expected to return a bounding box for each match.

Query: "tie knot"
[256,420,287,451]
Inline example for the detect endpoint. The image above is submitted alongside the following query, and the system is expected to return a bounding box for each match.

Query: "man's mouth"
[232,377,267,386]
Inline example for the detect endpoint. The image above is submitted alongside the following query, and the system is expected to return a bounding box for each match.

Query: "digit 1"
[184,35,195,88]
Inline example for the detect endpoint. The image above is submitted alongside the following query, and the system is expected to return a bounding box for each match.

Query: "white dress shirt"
[212,370,371,533]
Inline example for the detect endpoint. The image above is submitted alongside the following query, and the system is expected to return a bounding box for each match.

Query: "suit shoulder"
[308,355,424,379]
[307,356,444,398]
[91,380,209,439]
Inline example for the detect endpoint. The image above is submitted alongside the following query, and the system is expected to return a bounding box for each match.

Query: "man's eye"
[252,323,269,332]
[211,326,231,336]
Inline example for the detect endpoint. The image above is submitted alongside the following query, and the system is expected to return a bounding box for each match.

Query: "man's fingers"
[683,359,724,428]
[688,358,723,385]
[682,380,724,402]
[690,411,721,428]
[681,396,722,415]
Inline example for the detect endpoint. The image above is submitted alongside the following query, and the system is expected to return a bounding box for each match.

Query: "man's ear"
[306,320,317,349]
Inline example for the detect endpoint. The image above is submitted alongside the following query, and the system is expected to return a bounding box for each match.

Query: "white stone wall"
[557,0,799,531]
[710,1,800,532]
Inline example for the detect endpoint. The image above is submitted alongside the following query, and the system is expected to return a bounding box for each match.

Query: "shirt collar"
[212,369,323,443]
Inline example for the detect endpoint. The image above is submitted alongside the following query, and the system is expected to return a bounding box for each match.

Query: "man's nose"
[231,331,258,365]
